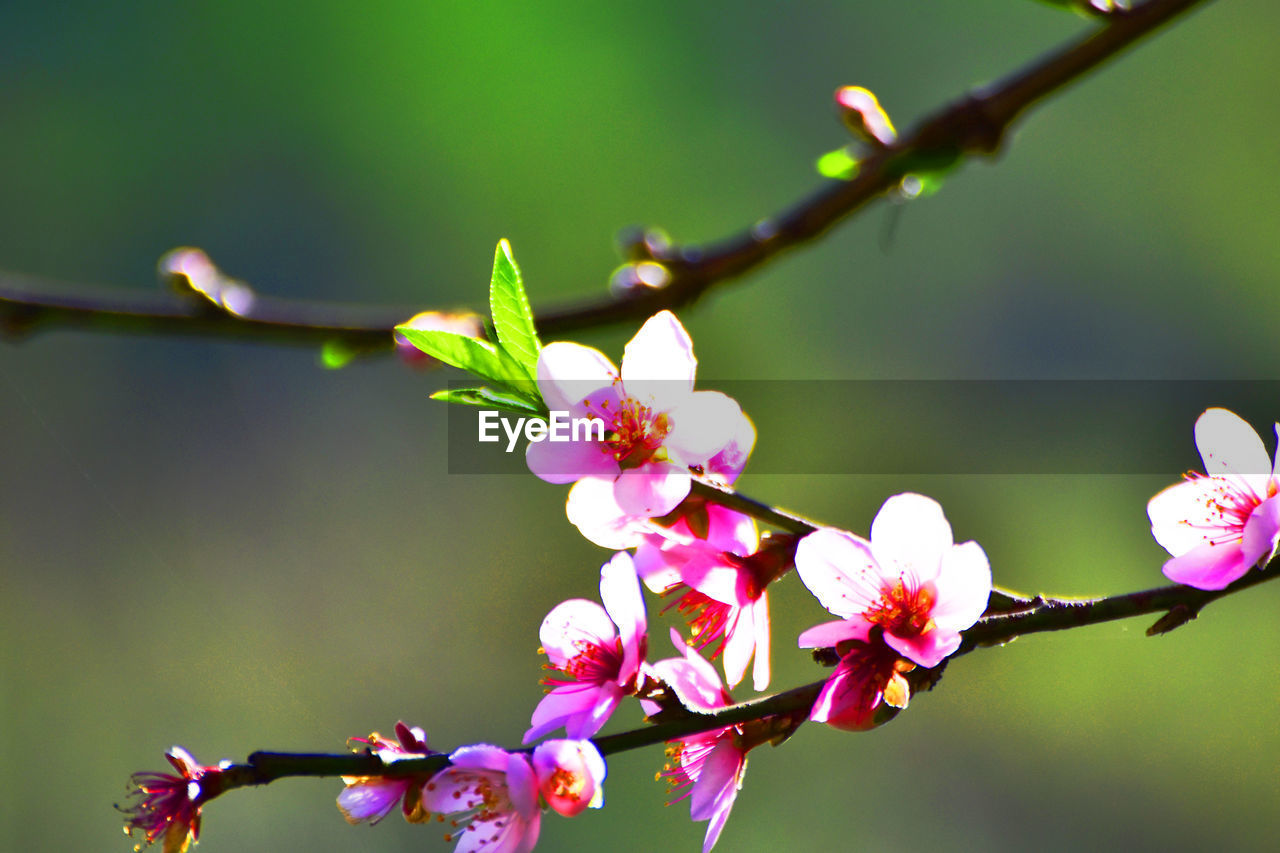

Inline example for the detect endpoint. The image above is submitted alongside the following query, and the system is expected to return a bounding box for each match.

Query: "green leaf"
[431,386,548,417]
[395,327,528,387]
[816,146,860,181]
[488,239,541,379]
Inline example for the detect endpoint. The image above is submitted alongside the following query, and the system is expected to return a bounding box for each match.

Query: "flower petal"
[1196,408,1273,493]
[526,434,618,484]
[749,593,771,692]
[796,618,872,649]
[794,528,883,619]
[868,493,953,586]
[536,342,618,413]
[1148,476,1237,557]
[566,477,649,549]
[599,551,647,683]
[689,739,745,847]
[1161,539,1251,590]
[666,392,746,463]
[619,311,696,411]
[928,541,992,631]
[336,779,408,825]
[883,626,961,669]
[614,463,691,517]
[539,599,615,668]
[1242,494,1280,568]
[524,682,610,744]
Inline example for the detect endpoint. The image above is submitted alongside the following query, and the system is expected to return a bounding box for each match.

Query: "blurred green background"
[3,1,1278,851]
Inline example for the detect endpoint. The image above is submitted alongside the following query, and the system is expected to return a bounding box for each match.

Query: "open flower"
[651,629,748,853]
[794,493,991,669]
[635,503,773,691]
[525,552,648,743]
[119,746,230,853]
[337,722,435,825]
[424,745,541,853]
[530,739,608,818]
[528,310,753,519]
[1148,407,1280,590]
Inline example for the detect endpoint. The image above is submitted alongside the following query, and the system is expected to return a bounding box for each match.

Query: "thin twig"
[195,553,1277,802]
[3,0,1211,355]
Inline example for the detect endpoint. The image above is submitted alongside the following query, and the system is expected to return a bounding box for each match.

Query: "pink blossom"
[635,504,772,691]
[424,745,541,853]
[524,552,648,743]
[527,310,754,519]
[794,493,991,669]
[1148,407,1280,590]
[651,629,748,853]
[119,746,230,853]
[337,722,435,825]
[798,625,914,731]
[530,739,608,818]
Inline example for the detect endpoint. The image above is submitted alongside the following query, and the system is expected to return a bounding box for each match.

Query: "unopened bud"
[835,85,897,148]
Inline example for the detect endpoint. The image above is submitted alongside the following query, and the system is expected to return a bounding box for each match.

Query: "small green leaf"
[488,239,541,379]
[395,327,528,387]
[431,386,548,417]
[816,146,860,181]
[320,339,359,369]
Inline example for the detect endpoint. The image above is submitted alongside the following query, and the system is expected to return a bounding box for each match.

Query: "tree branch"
[191,550,1276,807]
[3,0,1211,355]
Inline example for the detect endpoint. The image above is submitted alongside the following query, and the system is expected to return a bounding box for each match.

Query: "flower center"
[544,767,585,802]
[1185,472,1267,543]
[544,638,624,687]
[586,392,671,469]
[864,578,936,637]
[666,589,734,659]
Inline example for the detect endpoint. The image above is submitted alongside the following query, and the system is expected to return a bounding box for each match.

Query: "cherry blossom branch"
[185,552,1277,812]
[2,0,1209,355]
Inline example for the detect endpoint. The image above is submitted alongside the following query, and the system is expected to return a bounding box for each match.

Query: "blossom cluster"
[122,301,1280,853]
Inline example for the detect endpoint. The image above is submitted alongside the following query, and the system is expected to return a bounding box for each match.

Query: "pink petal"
[1147,476,1235,557]
[928,541,992,631]
[599,551,647,684]
[796,618,872,649]
[619,311,696,411]
[1162,539,1251,590]
[868,493,953,586]
[1195,408,1273,494]
[614,463,691,517]
[719,608,751,690]
[689,739,745,846]
[651,628,728,712]
[566,477,649,549]
[633,541,685,594]
[526,435,618,484]
[704,505,759,554]
[336,779,409,824]
[665,391,746,463]
[884,626,961,669]
[704,411,757,485]
[749,594,771,692]
[538,599,615,668]
[524,683,611,744]
[794,528,883,619]
[809,659,868,727]
[505,753,539,823]
[536,342,619,413]
[1242,494,1280,568]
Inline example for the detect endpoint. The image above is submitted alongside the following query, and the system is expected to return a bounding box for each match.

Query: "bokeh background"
[3,1,1278,851]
